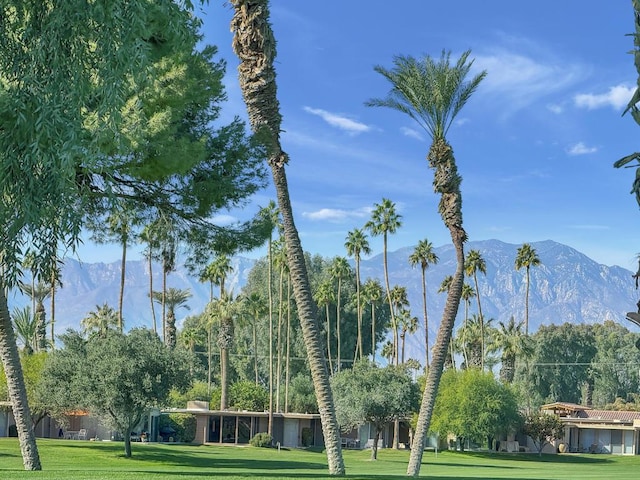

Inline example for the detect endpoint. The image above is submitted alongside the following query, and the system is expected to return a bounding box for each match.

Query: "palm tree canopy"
[362,278,383,303]
[366,50,486,141]
[437,275,453,293]
[329,256,351,283]
[345,228,371,261]
[515,243,541,271]
[19,282,51,303]
[364,198,402,237]
[465,249,487,277]
[409,239,438,270]
[81,303,119,336]
[461,283,476,302]
[152,288,192,311]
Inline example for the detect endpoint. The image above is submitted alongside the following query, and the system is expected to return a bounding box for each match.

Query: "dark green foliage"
[250,432,273,448]
[288,374,318,414]
[301,427,313,447]
[166,413,197,443]
[229,381,268,411]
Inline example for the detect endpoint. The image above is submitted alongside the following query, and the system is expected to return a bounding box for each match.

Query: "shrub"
[160,413,197,443]
[250,432,272,448]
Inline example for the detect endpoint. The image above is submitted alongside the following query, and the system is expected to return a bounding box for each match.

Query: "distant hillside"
[7,240,638,359]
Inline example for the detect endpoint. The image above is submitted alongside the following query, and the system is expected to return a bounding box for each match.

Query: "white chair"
[77,429,87,440]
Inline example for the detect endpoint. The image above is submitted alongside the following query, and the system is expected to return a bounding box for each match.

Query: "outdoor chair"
[77,429,87,440]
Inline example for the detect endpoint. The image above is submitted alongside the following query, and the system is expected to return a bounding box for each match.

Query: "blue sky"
[82,2,640,270]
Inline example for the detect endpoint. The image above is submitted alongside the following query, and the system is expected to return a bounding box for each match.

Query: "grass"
[1,439,640,479]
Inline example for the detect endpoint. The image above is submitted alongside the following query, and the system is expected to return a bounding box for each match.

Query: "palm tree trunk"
[162,262,167,343]
[408,138,466,476]
[325,304,333,373]
[382,233,396,363]
[276,266,283,412]
[0,284,41,470]
[421,267,429,368]
[284,277,291,412]
[148,252,156,334]
[473,273,485,370]
[118,240,126,332]
[336,278,341,372]
[267,235,274,436]
[371,301,376,364]
[525,266,530,335]
[50,269,56,347]
[231,1,344,473]
[253,320,259,385]
[355,258,363,361]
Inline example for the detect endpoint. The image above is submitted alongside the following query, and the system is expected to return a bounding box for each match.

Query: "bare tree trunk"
[118,240,126,332]
[0,284,41,470]
[231,1,344,473]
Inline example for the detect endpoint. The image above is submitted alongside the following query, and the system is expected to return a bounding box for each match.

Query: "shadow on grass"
[461,451,614,465]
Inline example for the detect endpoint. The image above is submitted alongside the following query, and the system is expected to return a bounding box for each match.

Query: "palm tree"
[398,310,419,364]
[139,222,160,333]
[207,293,239,410]
[389,285,409,365]
[314,280,335,373]
[362,278,383,364]
[495,316,531,383]
[409,239,438,368]
[345,228,371,361]
[368,50,486,476]
[329,256,350,372]
[231,2,345,471]
[81,303,119,338]
[465,249,487,370]
[365,198,402,355]
[11,307,37,355]
[48,258,63,346]
[243,292,268,385]
[258,200,279,435]
[460,283,476,366]
[205,254,235,300]
[515,243,541,335]
[19,283,50,352]
[152,288,191,349]
[273,240,288,411]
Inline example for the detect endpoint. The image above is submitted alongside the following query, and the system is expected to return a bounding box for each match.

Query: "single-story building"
[541,402,640,454]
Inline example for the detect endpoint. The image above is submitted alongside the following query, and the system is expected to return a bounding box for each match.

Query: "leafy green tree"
[522,412,564,456]
[517,323,597,405]
[40,329,191,458]
[430,369,521,450]
[345,228,371,362]
[331,362,419,460]
[465,250,487,369]
[0,352,48,427]
[368,50,486,476]
[409,239,438,368]
[288,374,318,414]
[229,381,269,411]
[515,243,541,335]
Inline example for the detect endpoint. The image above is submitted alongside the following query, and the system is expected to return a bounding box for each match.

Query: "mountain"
[7,240,638,357]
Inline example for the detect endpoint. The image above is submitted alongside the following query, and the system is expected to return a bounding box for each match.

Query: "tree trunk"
[267,235,274,436]
[0,285,42,470]
[371,429,381,460]
[124,429,132,458]
[421,267,429,368]
[408,138,466,477]
[371,302,377,364]
[148,252,156,334]
[166,311,176,349]
[253,321,259,385]
[355,258,363,361]
[231,1,344,473]
[326,304,333,373]
[285,277,291,412]
[218,317,233,410]
[35,302,46,352]
[525,266,530,335]
[50,269,56,347]
[118,240,126,332]
[276,266,283,412]
[336,278,341,372]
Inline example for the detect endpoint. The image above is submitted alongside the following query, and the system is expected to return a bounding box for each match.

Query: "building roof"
[578,409,640,422]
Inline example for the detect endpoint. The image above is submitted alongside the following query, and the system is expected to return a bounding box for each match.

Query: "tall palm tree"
[19,283,50,352]
[362,278,383,364]
[515,243,541,335]
[314,279,335,373]
[389,285,409,365]
[460,283,476,366]
[48,258,63,346]
[329,256,350,372]
[230,2,345,472]
[368,50,485,476]
[139,222,160,333]
[258,200,279,435]
[152,288,191,349]
[465,249,487,369]
[243,292,268,385]
[409,239,438,368]
[398,310,419,364]
[345,228,371,361]
[273,240,288,411]
[365,198,402,355]
[205,254,235,300]
[495,316,532,383]
[207,293,239,410]
[81,303,119,338]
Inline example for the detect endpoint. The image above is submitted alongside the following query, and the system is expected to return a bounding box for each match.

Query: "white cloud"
[474,48,585,111]
[303,106,371,134]
[400,126,424,141]
[573,84,635,110]
[547,103,564,114]
[302,207,370,223]
[566,142,598,156]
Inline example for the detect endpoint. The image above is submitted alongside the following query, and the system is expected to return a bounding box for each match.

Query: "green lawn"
[1,439,639,479]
